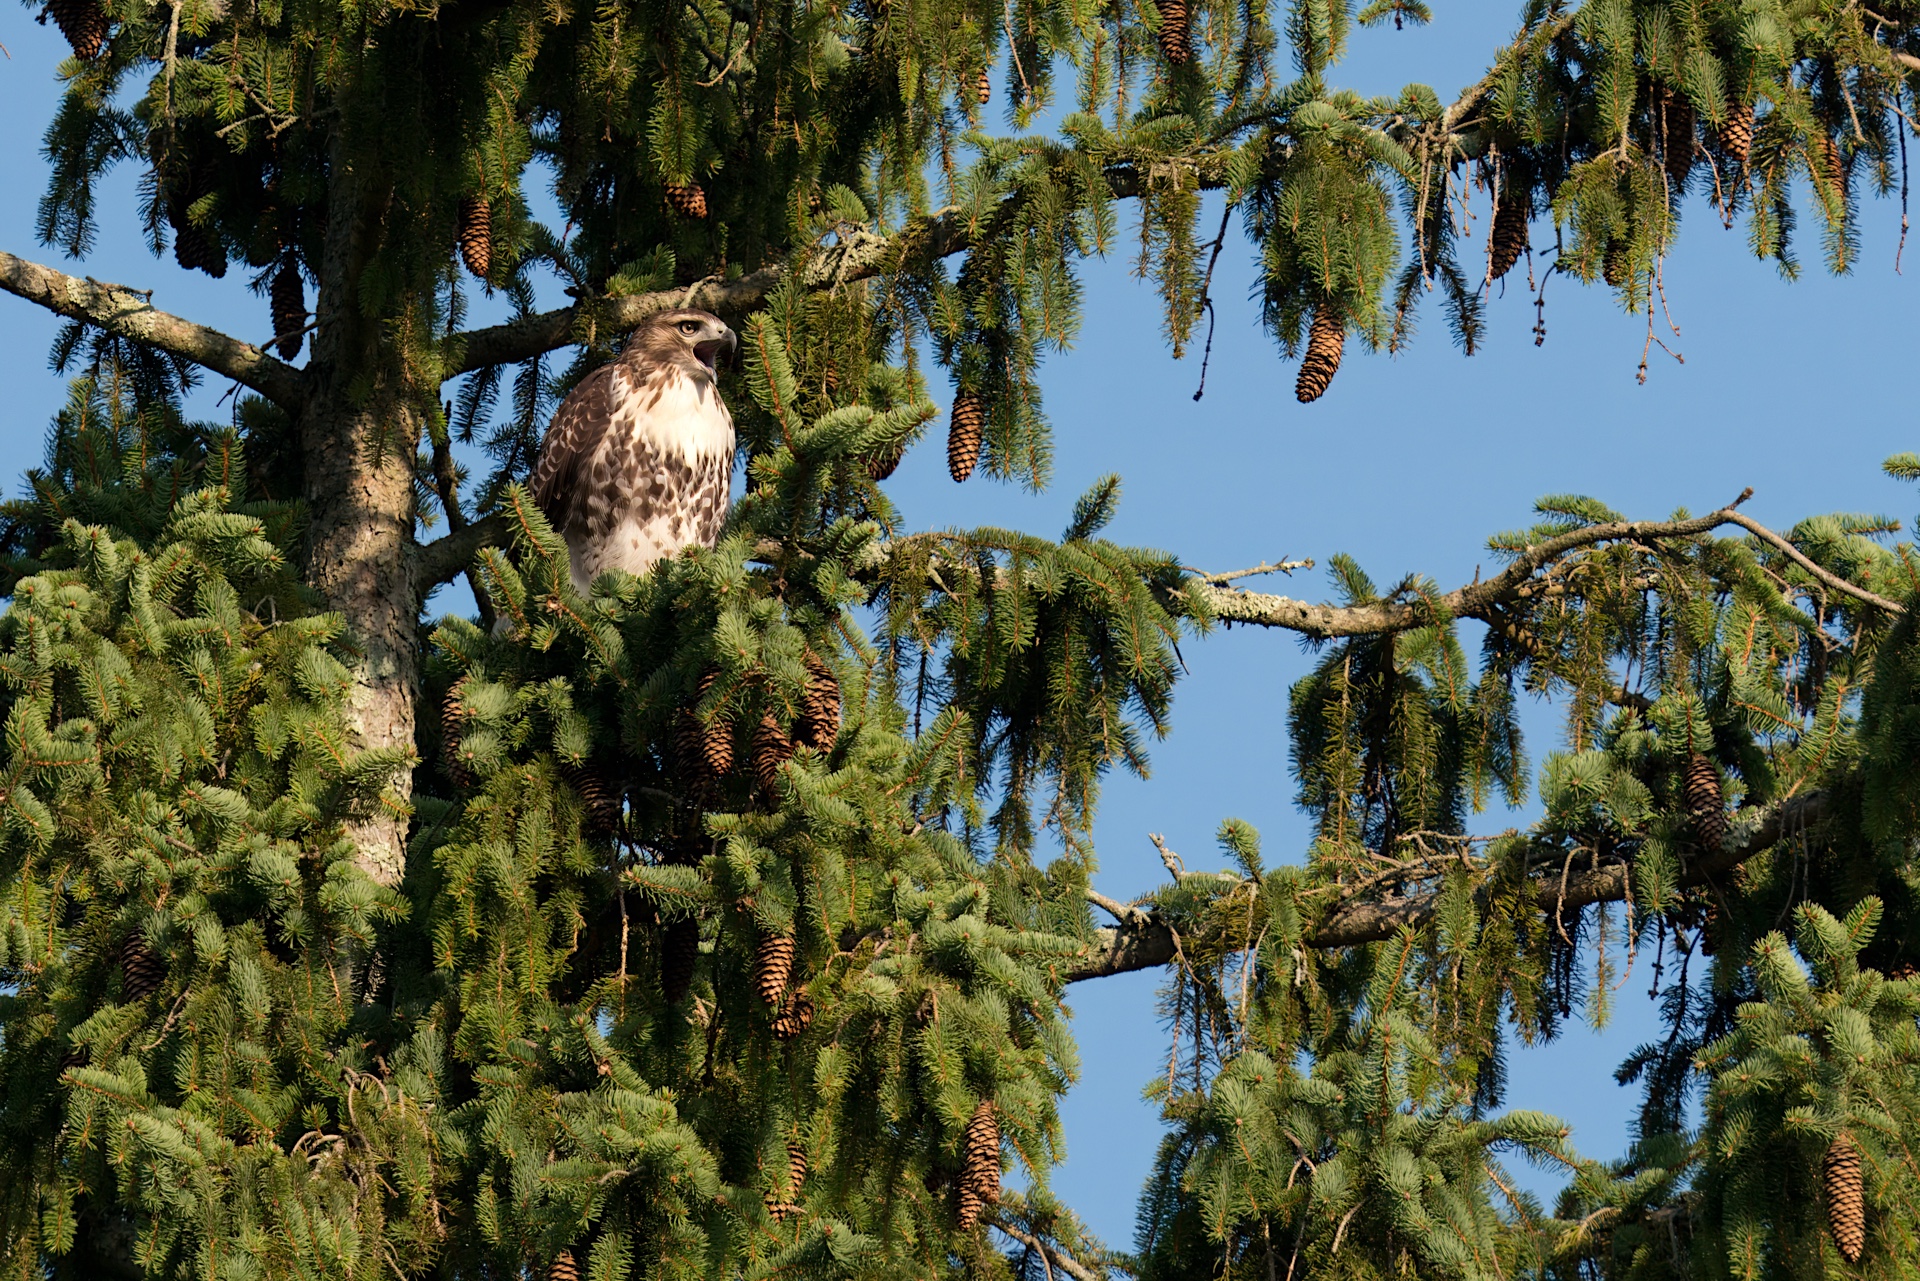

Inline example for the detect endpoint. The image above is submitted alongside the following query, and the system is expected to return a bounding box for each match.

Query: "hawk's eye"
[678,321,701,335]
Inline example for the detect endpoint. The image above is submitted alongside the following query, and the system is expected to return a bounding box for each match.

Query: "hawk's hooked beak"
[694,326,738,374]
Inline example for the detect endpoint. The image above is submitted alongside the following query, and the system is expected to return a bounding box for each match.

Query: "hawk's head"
[626,309,738,379]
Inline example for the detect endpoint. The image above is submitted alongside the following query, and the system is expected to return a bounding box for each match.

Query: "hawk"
[529,309,739,594]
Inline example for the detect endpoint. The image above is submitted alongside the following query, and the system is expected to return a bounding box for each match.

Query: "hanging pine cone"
[660,917,699,1004]
[666,183,709,219]
[753,713,794,793]
[48,0,109,59]
[767,1141,809,1218]
[120,932,164,1002]
[773,993,815,1040]
[956,1099,1001,1230]
[1295,306,1344,404]
[169,200,228,279]
[457,196,492,279]
[1155,0,1191,64]
[1601,239,1628,288]
[947,393,984,483]
[677,669,733,784]
[1659,88,1696,192]
[867,437,906,481]
[1489,190,1530,281]
[562,763,620,833]
[548,1251,580,1281]
[753,931,796,1007]
[797,653,841,752]
[442,681,471,785]
[1719,102,1754,167]
[270,260,306,361]
[1683,752,1726,851]
[1825,1133,1866,1263]
[975,68,992,105]
[1816,133,1846,202]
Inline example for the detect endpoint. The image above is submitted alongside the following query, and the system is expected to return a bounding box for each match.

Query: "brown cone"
[49,0,109,59]
[947,394,984,482]
[868,438,906,481]
[1659,88,1696,192]
[120,932,164,1002]
[457,196,492,279]
[1601,240,1628,288]
[666,183,709,219]
[957,1100,1001,1230]
[1683,752,1725,851]
[1489,190,1530,281]
[754,932,796,1007]
[660,917,699,1004]
[773,992,815,1040]
[797,653,841,752]
[1156,0,1191,64]
[442,681,471,785]
[548,1251,580,1281]
[1816,133,1846,202]
[169,201,227,279]
[1295,306,1344,404]
[1825,1133,1866,1263]
[788,1142,809,1190]
[975,68,992,105]
[678,669,733,784]
[1719,102,1754,167]
[753,713,794,793]
[562,763,620,833]
[270,261,306,361]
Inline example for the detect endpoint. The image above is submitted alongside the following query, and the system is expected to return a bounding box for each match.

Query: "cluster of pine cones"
[753,930,816,1040]
[678,656,841,797]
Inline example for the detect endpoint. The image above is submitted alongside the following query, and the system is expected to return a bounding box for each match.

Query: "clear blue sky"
[2,3,1913,1252]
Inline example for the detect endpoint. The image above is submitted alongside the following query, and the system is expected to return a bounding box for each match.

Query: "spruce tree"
[0,0,1918,1278]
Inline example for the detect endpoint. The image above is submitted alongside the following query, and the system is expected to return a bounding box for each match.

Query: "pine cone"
[768,1142,809,1218]
[1294,305,1344,404]
[660,917,699,1004]
[975,68,992,105]
[867,437,906,481]
[1489,189,1530,281]
[457,196,492,279]
[270,261,306,361]
[754,931,796,1007]
[1601,240,1628,288]
[753,713,794,793]
[548,1251,580,1281]
[1816,133,1846,201]
[48,0,109,59]
[1156,0,1191,64]
[1659,88,1696,192]
[442,680,471,785]
[666,183,709,219]
[677,669,733,785]
[1825,1133,1866,1263]
[562,763,620,833]
[956,1099,1000,1230]
[1683,753,1725,851]
[797,653,841,752]
[1719,102,1754,167]
[773,992,815,1040]
[120,932,165,1002]
[947,393,984,483]
[169,203,228,279]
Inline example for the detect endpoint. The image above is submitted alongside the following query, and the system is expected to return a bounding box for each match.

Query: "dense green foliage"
[5,0,1920,1276]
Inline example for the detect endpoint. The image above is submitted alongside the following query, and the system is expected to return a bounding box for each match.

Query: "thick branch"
[415,511,508,602]
[0,250,308,408]
[1063,790,1828,982]
[1200,490,1757,636]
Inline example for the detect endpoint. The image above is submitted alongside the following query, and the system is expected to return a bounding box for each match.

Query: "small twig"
[1150,832,1186,878]
[1198,558,1315,584]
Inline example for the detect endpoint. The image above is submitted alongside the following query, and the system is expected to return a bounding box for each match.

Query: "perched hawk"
[529,309,738,594]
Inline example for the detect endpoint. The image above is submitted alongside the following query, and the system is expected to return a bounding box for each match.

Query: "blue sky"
[2,2,1915,1253]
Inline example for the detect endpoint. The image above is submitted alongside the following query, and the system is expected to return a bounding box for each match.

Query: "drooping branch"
[1063,790,1828,982]
[0,250,309,408]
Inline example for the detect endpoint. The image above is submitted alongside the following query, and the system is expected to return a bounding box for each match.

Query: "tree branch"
[1199,489,1757,636]
[1062,790,1827,982]
[1721,511,1904,613]
[991,1219,1107,1281]
[0,250,308,408]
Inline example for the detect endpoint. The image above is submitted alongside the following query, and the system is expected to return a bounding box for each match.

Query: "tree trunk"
[299,134,422,889]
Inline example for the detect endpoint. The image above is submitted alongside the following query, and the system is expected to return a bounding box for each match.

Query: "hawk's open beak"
[694,327,738,373]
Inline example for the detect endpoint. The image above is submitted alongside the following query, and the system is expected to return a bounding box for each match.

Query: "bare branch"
[413,512,508,603]
[0,250,308,408]
[1722,510,1904,613]
[991,1219,1106,1281]
[1200,489,1757,636]
[1063,790,1827,982]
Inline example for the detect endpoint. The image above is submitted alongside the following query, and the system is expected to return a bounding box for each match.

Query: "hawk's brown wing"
[528,362,620,536]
